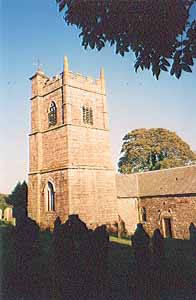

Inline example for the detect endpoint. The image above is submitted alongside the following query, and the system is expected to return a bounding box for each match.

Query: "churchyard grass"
[109,235,131,246]
[0,223,195,300]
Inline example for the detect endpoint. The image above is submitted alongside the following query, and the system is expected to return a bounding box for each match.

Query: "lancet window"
[46,181,55,212]
[48,101,57,126]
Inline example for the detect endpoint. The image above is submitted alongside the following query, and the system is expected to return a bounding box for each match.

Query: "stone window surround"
[48,101,57,127]
[44,181,56,212]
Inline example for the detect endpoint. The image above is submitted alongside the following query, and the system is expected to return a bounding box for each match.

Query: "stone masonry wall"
[41,126,68,171]
[68,168,117,226]
[38,170,69,228]
[67,126,113,168]
[139,196,196,239]
[28,58,117,228]
[117,197,138,234]
[28,174,39,221]
[116,166,196,239]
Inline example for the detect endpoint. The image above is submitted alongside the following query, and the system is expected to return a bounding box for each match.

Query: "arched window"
[48,101,57,126]
[46,182,55,211]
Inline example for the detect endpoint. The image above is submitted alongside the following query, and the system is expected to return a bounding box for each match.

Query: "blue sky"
[1,1,196,194]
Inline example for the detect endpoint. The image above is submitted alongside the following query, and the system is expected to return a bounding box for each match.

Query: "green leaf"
[57,0,195,80]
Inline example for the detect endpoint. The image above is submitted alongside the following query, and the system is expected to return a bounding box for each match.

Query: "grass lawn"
[109,235,131,246]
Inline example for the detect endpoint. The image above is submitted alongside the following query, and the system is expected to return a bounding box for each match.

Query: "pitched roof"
[138,165,196,197]
[116,165,196,198]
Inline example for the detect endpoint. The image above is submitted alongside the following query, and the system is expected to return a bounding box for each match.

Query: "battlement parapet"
[67,71,102,94]
[43,75,63,94]
[31,55,105,96]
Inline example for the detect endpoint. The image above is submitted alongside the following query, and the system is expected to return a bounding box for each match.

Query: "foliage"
[0,194,9,211]
[56,0,196,79]
[118,128,196,173]
[6,181,28,217]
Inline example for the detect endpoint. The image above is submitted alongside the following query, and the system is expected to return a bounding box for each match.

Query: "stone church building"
[28,57,117,228]
[28,57,196,239]
[117,166,196,239]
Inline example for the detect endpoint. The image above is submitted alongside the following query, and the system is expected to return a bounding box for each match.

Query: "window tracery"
[82,106,93,125]
[90,108,93,125]
[86,107,89,123]
[82,106,86,123]
[48,101,57,126]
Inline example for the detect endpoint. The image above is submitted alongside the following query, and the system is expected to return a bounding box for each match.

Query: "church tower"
[28,57,117,228]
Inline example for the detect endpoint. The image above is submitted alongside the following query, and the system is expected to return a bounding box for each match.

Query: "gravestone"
[4,207,13,221]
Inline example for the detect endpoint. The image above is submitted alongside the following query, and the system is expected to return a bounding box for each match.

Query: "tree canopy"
[6,181,28,217]
[0,194,10,211]
[118,128,196,173]
[57,0,196,79]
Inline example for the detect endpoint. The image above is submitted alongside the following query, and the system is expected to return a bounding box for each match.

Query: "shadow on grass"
[1,219,196,300]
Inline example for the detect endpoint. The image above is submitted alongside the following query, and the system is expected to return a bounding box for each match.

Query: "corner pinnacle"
[63,56,69,73]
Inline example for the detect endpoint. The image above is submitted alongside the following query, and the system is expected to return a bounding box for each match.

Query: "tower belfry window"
[86,107,89,123]
[82,106,86,123]
[90,108,93,125]
[82,106,93,125]
[48,101,57,126]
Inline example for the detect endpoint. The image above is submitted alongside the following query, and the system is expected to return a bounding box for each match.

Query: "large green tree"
[6,181,28,218]
[56,0,196,79]
[118,128,196,173]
